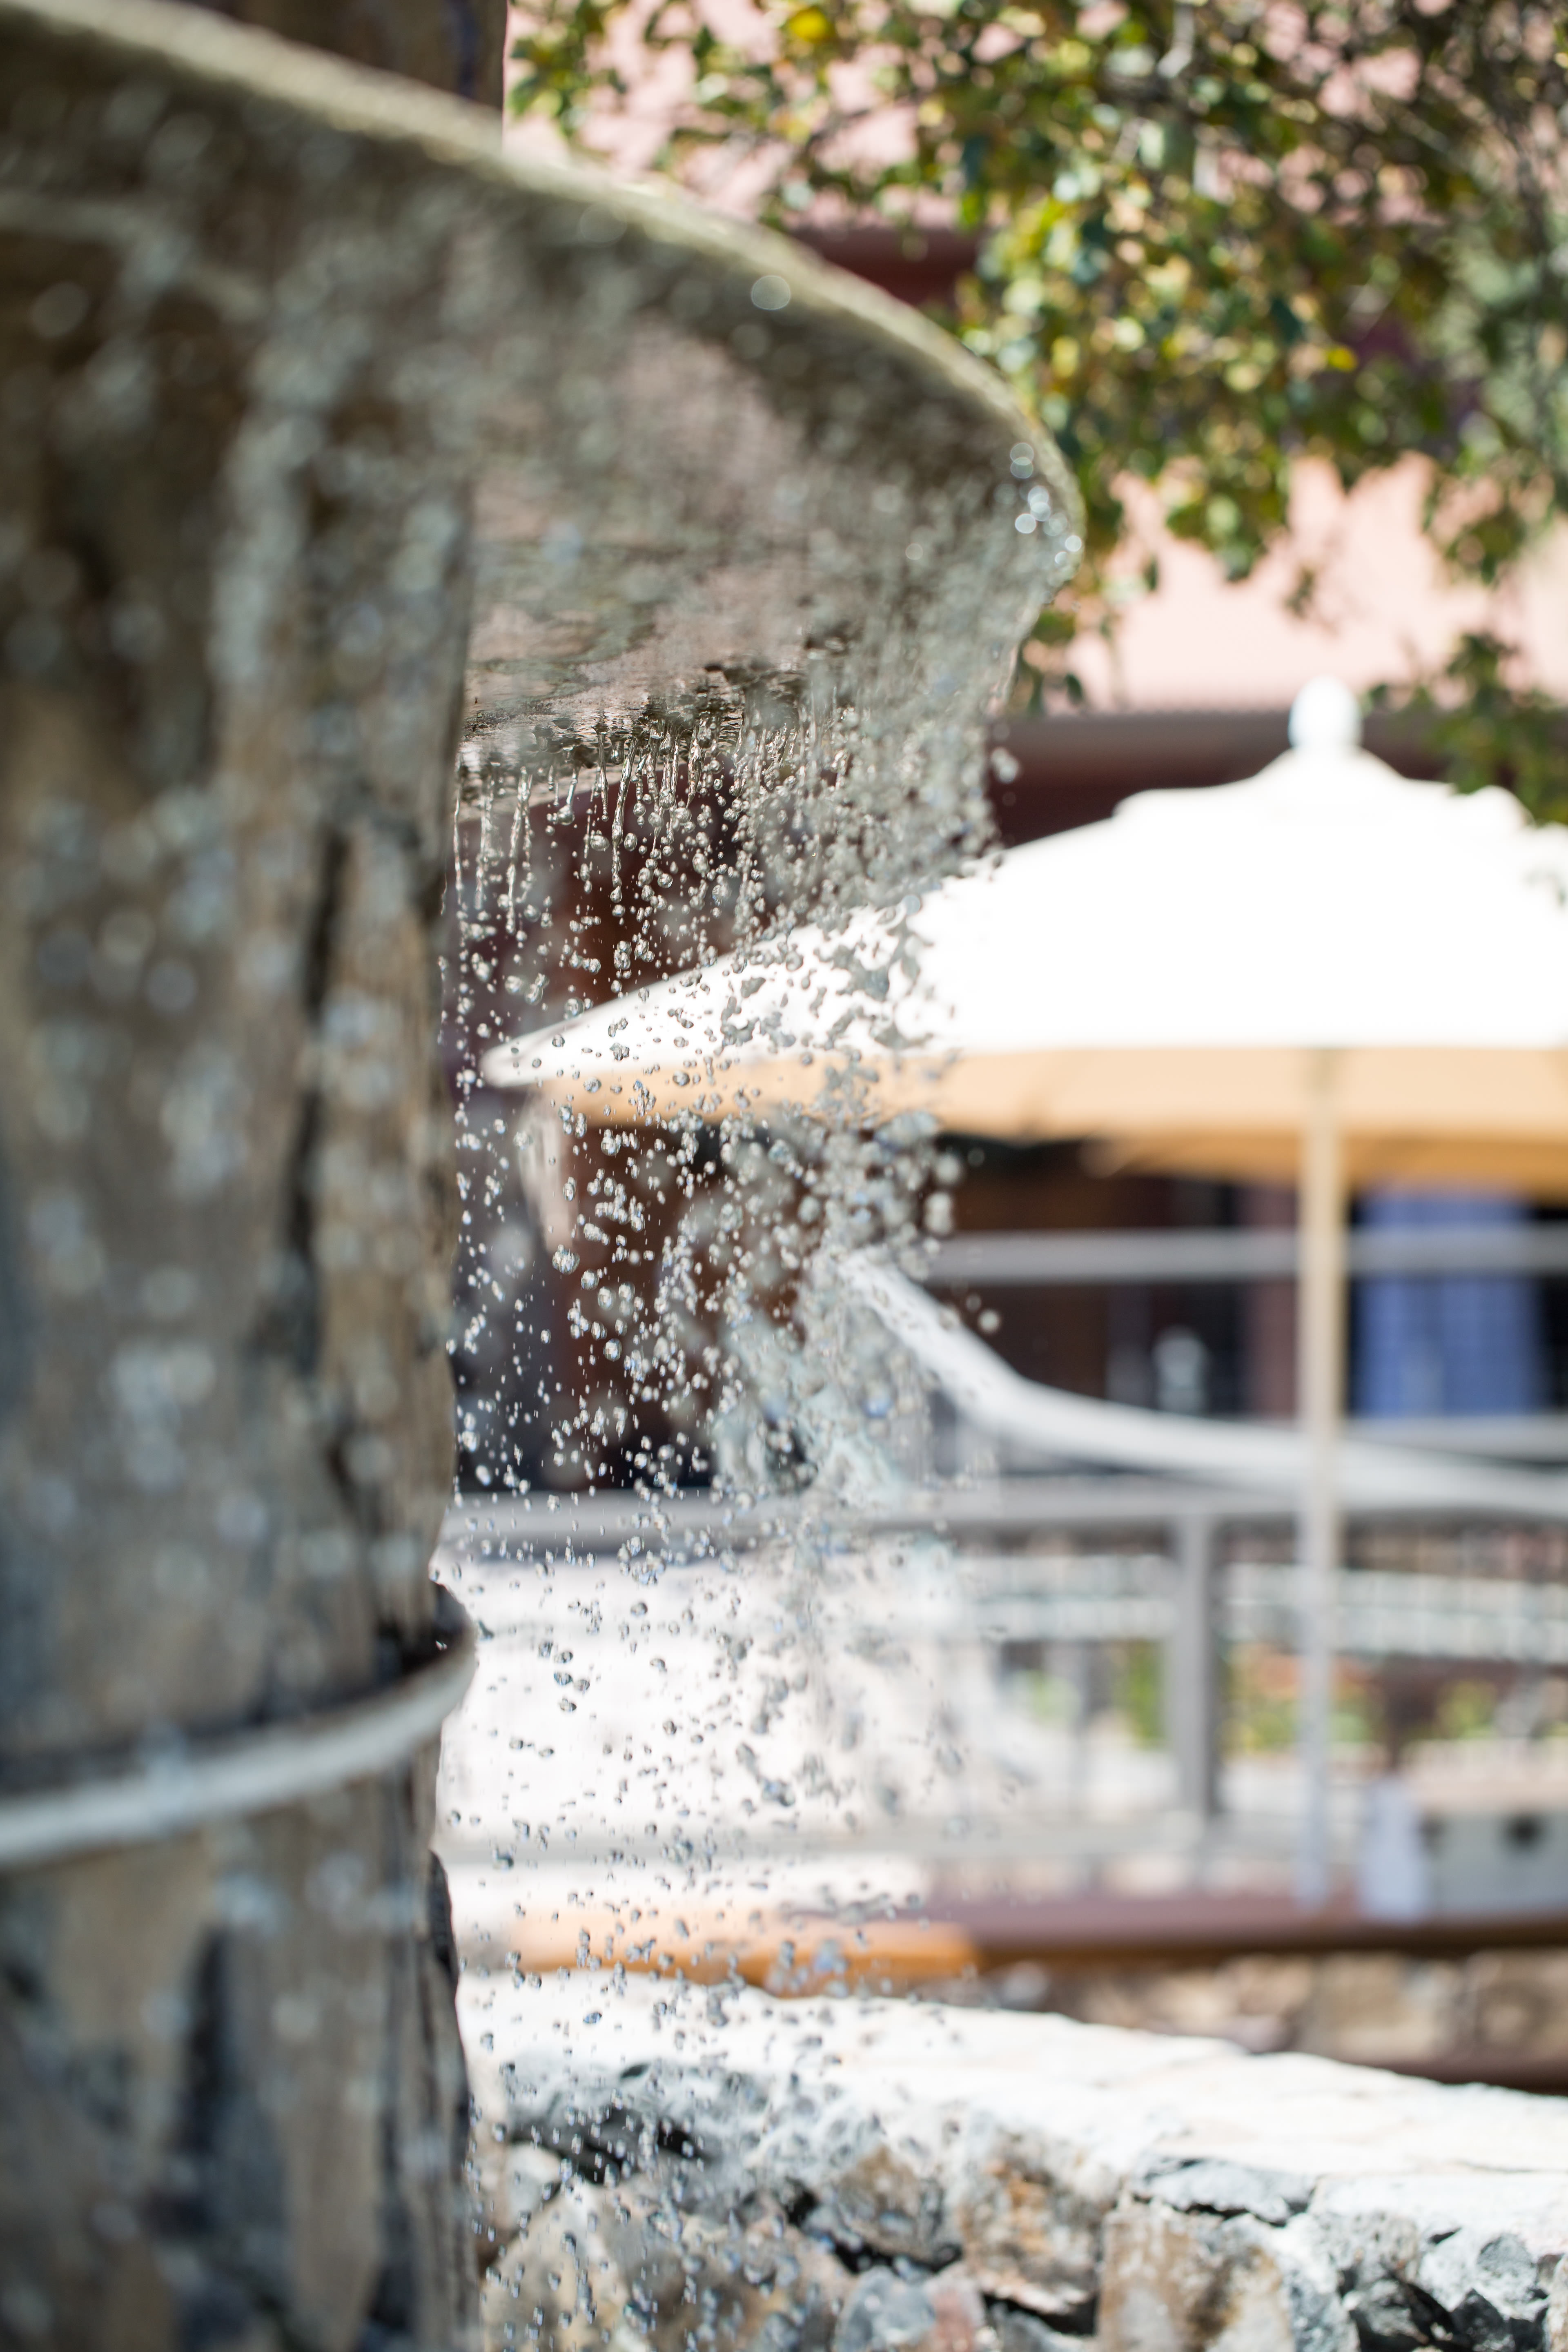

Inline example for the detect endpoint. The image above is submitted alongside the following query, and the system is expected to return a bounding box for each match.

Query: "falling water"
[433,208,1081,2352]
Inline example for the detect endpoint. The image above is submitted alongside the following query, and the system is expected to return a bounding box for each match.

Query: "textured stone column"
[0,5,490,2339]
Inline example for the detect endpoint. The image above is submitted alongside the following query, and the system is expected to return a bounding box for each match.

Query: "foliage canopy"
[511,0,1568,798]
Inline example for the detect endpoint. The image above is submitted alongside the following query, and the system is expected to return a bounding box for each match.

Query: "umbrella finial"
[1289,675,1362,754]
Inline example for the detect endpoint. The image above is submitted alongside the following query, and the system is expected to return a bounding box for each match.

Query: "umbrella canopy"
[485,679,1568,1192]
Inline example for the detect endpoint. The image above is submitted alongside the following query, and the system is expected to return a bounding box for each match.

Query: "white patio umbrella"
[485,679,1568,1901]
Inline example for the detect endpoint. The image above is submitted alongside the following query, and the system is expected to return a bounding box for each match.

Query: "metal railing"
[923,1225,1568,1287]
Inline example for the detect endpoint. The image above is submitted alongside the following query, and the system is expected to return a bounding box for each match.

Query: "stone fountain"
[0,0,1071,2338]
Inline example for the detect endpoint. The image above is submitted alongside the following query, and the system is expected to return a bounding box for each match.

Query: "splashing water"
[432,214,1081,2352]
[443,283,1078,1514]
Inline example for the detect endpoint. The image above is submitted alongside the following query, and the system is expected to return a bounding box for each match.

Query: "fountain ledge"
[465,1973,1568,2352]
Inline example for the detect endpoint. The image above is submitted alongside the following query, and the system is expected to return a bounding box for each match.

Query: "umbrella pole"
[1296,1048,1343,1909]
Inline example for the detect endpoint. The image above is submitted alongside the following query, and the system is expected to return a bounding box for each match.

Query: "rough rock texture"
[0,5,490,2342]
[463,1978,1568,2352]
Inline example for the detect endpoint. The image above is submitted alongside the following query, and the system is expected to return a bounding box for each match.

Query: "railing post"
[1169,1513,1221,1822]
[1297,1048,1345,1907]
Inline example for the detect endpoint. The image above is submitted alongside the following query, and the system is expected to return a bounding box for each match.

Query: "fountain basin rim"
[8,0,1077,519]
[0,1597,475,1873]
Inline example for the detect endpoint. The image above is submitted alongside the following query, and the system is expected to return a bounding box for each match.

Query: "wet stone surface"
[463,1980,1568,2352]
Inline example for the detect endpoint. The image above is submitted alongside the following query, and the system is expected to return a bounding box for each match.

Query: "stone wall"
[464,1976,1568,2352]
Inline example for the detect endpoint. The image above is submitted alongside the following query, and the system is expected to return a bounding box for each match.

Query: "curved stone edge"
[0,1599,474,1871]
[2,0,1081,536]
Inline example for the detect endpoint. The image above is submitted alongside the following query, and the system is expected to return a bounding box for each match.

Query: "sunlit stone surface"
[466,1976,1568,2352]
